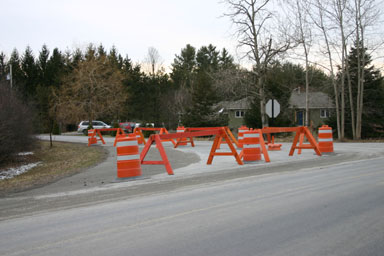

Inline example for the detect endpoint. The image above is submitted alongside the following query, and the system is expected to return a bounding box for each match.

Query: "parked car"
[119,122,136,133]
[77,121,111,134]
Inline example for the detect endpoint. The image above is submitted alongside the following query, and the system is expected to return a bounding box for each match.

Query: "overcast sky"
[1,0,240,69]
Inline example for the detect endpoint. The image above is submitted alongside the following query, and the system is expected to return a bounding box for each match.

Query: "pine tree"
[344,45,384,138]
[182,71,227,127]
[21,46,39,101]
[8,49,23,91]
[196,44,219,72]
[171,44,196,89]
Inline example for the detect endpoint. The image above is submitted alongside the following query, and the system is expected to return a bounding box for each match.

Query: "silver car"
[77,121,111,134]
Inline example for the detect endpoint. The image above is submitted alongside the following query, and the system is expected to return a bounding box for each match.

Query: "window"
[235,110,245,118]
[320,109,330,118]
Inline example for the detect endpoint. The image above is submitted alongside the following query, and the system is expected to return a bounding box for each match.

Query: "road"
[1,156,384,256]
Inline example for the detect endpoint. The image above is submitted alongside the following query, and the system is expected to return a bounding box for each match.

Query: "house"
[289,90,335,128]
[218,97,250,129]
[217,90,334,130]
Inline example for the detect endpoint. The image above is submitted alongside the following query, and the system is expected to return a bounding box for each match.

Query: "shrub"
[0,86,36,163]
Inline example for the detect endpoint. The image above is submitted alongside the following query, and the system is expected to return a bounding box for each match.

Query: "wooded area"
[1,0,384,163]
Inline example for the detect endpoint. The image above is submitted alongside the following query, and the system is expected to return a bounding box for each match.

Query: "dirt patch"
[0,141,107,196]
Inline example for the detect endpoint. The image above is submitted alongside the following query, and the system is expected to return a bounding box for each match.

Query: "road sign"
[266,99,280,118]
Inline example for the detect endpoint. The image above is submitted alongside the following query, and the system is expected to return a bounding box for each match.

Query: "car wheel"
[83,129,88,136]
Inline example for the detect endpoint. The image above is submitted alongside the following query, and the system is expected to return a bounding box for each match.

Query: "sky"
[1,0,240,70]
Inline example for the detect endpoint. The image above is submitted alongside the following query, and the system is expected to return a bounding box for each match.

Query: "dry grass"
[0,141,106,196]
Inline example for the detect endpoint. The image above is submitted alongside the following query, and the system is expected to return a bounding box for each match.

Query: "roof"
[218,97,251,110]
[289,91,335,109]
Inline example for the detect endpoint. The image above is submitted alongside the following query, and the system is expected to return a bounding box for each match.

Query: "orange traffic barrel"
[237,125,249,149]
[116,134,142,178]
[243,129,262,161]
[87,129,97,146]
[177,126,187,146]
[318,125,333,153]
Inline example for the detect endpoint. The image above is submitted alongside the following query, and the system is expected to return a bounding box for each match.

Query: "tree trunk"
[258,77,267,128]
[345,47,356,139]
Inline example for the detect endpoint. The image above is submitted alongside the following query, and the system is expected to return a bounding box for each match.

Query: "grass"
[0,141,107,196]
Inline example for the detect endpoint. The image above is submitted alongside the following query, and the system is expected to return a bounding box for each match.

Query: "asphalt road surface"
[1,155,384,256]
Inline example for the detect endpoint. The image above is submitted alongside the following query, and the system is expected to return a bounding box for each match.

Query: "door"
[296,111,304,126]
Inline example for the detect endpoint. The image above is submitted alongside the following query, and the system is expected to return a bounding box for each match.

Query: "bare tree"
[352,0,381,139]
[288,0,314,127]
[144,47,163,75]
[223,0,291,127]
[54,55,127,125]
[310,0,346,139]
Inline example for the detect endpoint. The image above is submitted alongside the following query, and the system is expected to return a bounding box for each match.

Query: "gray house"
[289,91,335,128]
[218,90,334,130]
[217,97,250,129]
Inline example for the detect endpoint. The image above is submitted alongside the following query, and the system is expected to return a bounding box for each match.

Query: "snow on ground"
[0,162,41,180]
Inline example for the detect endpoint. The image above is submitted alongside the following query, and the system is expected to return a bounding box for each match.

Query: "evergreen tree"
[343,45,384,138]
[21,46,39,101]
[219,48,235,70]
[8,49,23,91]
[47,48,65,88]
[182,71,227,127]
[171,44,196,89]
[37,45,50,87]
[108,46,123,69]
[196,44,219,72]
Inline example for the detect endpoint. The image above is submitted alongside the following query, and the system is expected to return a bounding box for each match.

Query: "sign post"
[266,99,280,126]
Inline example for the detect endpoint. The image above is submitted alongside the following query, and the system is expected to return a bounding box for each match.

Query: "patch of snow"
[18,152,34,156]
[0,162,41,180]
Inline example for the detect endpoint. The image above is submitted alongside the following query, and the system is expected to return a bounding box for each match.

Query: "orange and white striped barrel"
[87,129,97,146]
[177,126,187,146]
[116,134,142,178]
[237,125,249,149]
[243,129,262,161]
[318,125,333,153]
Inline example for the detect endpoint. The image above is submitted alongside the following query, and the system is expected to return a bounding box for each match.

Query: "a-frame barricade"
[140,134,174,175]
[289,127,321,156]
[297,133,305,154]
[133,128,146,144]
[140,127,243,175]
[207,128,243,165]
[159,128,176,146]
[174,128,195,148]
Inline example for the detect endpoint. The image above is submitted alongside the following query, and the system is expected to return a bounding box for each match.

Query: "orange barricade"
[175,128,195,148]
[133,128,146,144]
[185,127,239,148]
[297,133,305,154]
[159,128,176,146]
[113,128,126,147]
[87,128,126,147]
[134,127,176,145]
[141,127,242,175]
[268,135,282,151]
[261,126,321,156]
[176,126,188,146]
[239,129,270,162]
[318,125,334,153]
[242,130,262,161]
[237,125,249,149]
[116,134,142,178]
[87,129,98,146]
